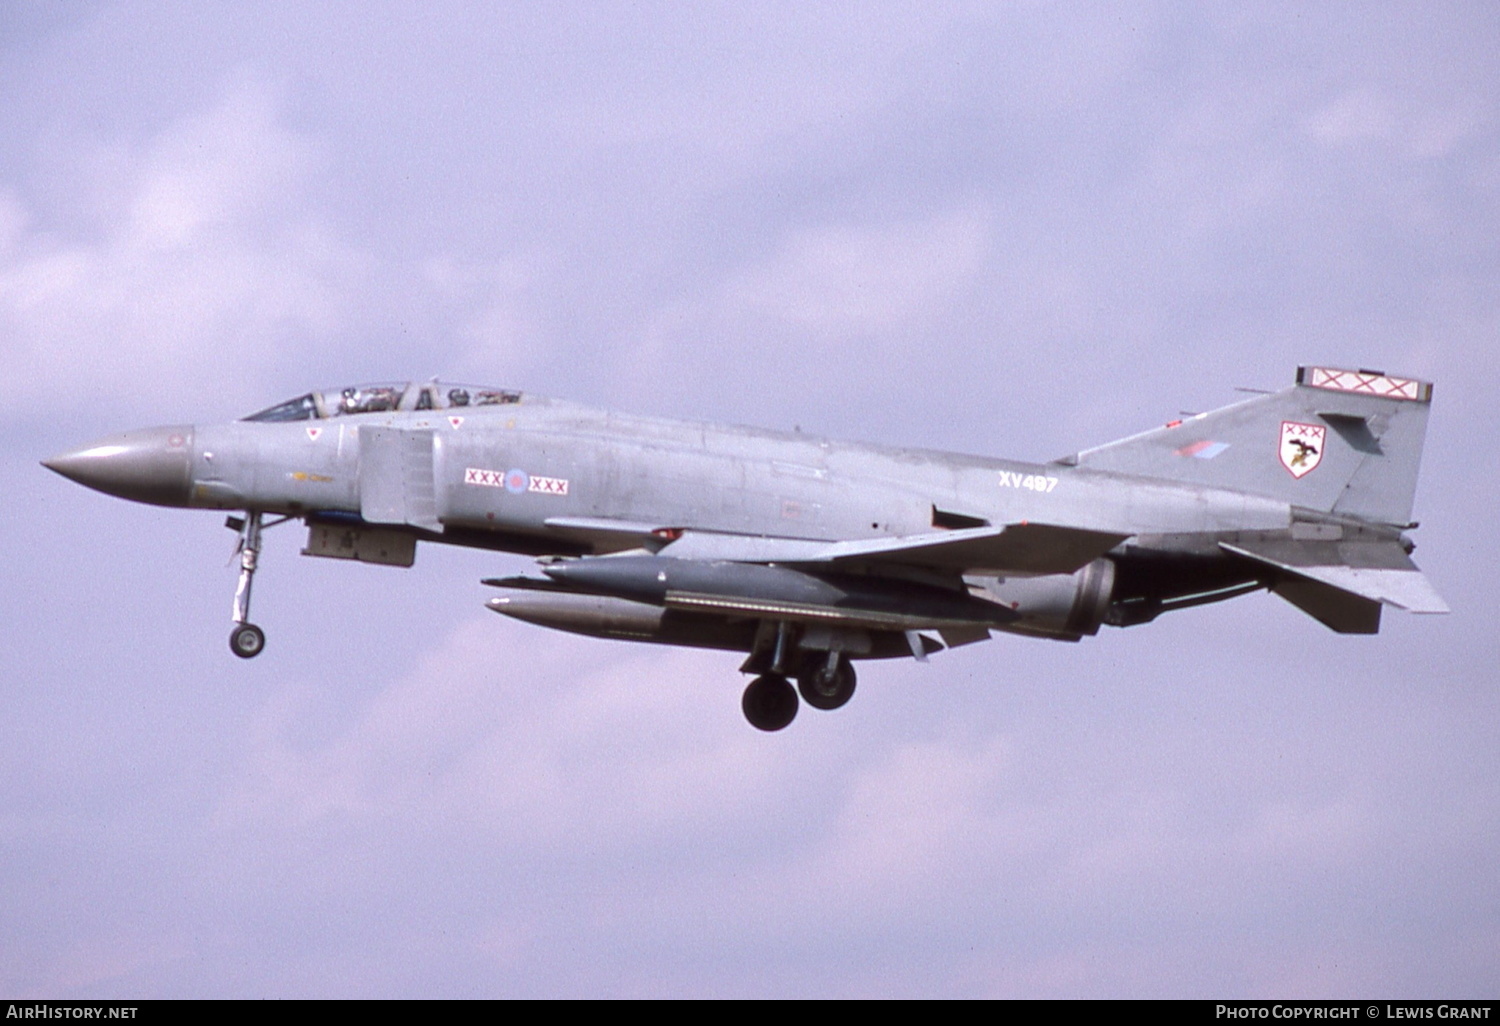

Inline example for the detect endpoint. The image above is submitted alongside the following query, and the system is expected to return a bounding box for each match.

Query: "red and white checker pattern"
[1304,366,1429,402]
[527,475,569,495]
[465,467,505,487]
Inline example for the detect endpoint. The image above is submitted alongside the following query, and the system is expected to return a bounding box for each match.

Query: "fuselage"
[45,381,1296,638]
[174,390,1291,546]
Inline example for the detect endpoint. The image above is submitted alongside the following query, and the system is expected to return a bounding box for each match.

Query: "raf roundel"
[505,469,529,494]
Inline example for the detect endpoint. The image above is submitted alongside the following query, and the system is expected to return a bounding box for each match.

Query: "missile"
[483,582,954,660]
[484,585,757,651]
[537,554,1016,632]
[487,587,665,635]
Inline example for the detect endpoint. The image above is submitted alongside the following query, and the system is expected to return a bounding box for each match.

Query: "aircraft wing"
[657,522,1129,576]
[542,515,665,553]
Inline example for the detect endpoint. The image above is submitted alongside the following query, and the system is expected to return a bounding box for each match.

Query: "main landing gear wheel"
[742,674,798,732]
[797,658,856,711]
[230,622,266,659]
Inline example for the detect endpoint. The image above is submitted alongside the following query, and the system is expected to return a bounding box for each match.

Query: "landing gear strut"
[229,511,265,659]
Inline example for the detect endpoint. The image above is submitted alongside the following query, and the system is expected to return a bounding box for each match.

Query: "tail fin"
[1071,366,1434,526]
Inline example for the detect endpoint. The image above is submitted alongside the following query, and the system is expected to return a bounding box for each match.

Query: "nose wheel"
[230,622,266,659]
[226,510,287,659]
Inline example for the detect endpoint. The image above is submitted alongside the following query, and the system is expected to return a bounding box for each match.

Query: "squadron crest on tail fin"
[1279,422,1325,478]
[1074,364,1434,526]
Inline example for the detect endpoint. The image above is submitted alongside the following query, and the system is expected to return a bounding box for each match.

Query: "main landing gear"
[739,627,859,731]
[225,511,290,659]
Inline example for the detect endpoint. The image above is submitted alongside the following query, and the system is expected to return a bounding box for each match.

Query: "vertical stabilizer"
[1074,367,1433,525]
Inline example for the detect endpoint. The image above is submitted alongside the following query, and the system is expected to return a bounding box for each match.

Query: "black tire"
[230,623,266,659]
[741,674,798,731]
[797,658,857,711]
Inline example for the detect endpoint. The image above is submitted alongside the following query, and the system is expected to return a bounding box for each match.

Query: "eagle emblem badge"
[1279,421,1326,478]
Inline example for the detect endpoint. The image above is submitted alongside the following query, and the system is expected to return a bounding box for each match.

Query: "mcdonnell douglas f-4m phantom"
[45,366,1446,730]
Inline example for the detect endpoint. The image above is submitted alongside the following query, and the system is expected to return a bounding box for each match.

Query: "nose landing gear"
[228,511,265,658]
[225,511,291,659]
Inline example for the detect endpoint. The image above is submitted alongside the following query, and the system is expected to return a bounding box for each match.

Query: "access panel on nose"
[358,426,441,531]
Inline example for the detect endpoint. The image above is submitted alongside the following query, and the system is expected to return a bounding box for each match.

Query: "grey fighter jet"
[44,366,1447,731]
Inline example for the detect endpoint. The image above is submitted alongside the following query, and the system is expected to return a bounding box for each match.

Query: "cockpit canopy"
[243,381,522,422]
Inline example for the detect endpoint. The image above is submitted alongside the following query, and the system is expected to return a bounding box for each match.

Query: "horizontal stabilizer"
[1271,577,1383,634]
[1221,538,1449,632]
[657,522,1128,576]
[1271,562,1449,613]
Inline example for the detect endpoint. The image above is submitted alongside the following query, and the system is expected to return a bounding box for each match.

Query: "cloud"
[1303,87,1483,160]
[1303,88,1394,146]
[0,77,369,420]
[725,205,993,335]
[214,616,789,849]
[593,205,996,414]
[420,254,551,384]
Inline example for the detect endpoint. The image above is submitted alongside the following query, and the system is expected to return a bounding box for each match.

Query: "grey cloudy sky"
[3,1,1497,998]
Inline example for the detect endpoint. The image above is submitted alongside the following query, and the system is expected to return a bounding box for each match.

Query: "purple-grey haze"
[3,1,1497,998]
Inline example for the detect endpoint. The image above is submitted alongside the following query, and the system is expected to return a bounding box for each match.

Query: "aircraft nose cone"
[43,425,195,507]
